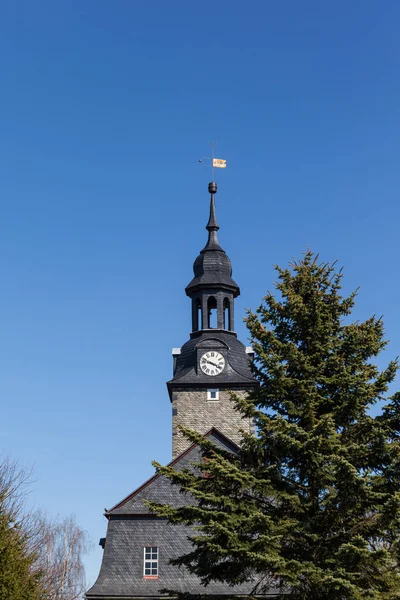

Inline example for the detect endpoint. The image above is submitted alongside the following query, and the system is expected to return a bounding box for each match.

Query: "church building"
[86,182,271,598]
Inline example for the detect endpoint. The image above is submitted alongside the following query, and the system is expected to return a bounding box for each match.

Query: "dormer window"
[207,389,219,401]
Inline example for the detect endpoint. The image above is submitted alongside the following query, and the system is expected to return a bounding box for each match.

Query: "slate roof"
[107,429,240,516]
[185,184,240,296]
[167,331,257,395]
[86,430,281,599]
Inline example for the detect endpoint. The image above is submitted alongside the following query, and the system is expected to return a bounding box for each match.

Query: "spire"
[185,181,240,299]
[204,181,221,250]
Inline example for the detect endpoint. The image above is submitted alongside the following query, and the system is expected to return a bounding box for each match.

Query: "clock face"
[200,351,225,376]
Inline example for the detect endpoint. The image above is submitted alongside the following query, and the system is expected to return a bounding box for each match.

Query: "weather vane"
[198,141,227,180]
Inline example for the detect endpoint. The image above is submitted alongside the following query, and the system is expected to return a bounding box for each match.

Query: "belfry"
[86,183,259,599]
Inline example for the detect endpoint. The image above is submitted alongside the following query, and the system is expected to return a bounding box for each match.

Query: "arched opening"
[207,296,217,328]
[223,297,231,330]
[195,298,202,331]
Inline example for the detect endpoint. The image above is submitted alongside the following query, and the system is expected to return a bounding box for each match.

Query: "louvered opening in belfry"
[207,296,217,328]
[223,297,231,330]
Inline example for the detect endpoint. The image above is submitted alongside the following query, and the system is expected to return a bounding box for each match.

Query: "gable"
[107,428,238,516]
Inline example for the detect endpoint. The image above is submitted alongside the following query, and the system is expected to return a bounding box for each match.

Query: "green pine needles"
[150,251,400,599]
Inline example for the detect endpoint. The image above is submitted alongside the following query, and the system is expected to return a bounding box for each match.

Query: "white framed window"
[143,546,158,577]
[207,389,219,401]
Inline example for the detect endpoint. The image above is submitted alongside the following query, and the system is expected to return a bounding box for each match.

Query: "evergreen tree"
[0,459,44,600]
[0,512,43,600]
[150,252,400,599]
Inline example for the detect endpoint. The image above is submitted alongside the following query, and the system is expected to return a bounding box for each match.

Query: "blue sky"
[1,0,399,587]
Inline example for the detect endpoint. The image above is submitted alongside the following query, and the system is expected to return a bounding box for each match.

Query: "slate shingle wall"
[86,518,257,598]
[85,432,282,599]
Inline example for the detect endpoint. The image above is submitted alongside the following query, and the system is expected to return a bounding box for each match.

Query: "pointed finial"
[204,182,221,249]
[207,182,219,231]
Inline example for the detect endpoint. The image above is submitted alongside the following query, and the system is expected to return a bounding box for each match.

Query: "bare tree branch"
[0,455,91,600]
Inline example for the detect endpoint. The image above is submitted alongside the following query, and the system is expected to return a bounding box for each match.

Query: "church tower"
[168,182,257,458]
[86,180,264,600]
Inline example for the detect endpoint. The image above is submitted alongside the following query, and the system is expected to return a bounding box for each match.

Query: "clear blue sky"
[1,0,399,587]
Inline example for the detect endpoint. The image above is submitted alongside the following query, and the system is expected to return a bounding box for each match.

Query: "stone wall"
[171,387,253,458]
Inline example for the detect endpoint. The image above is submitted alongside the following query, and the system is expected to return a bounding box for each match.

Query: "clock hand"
[207,360,221,368]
